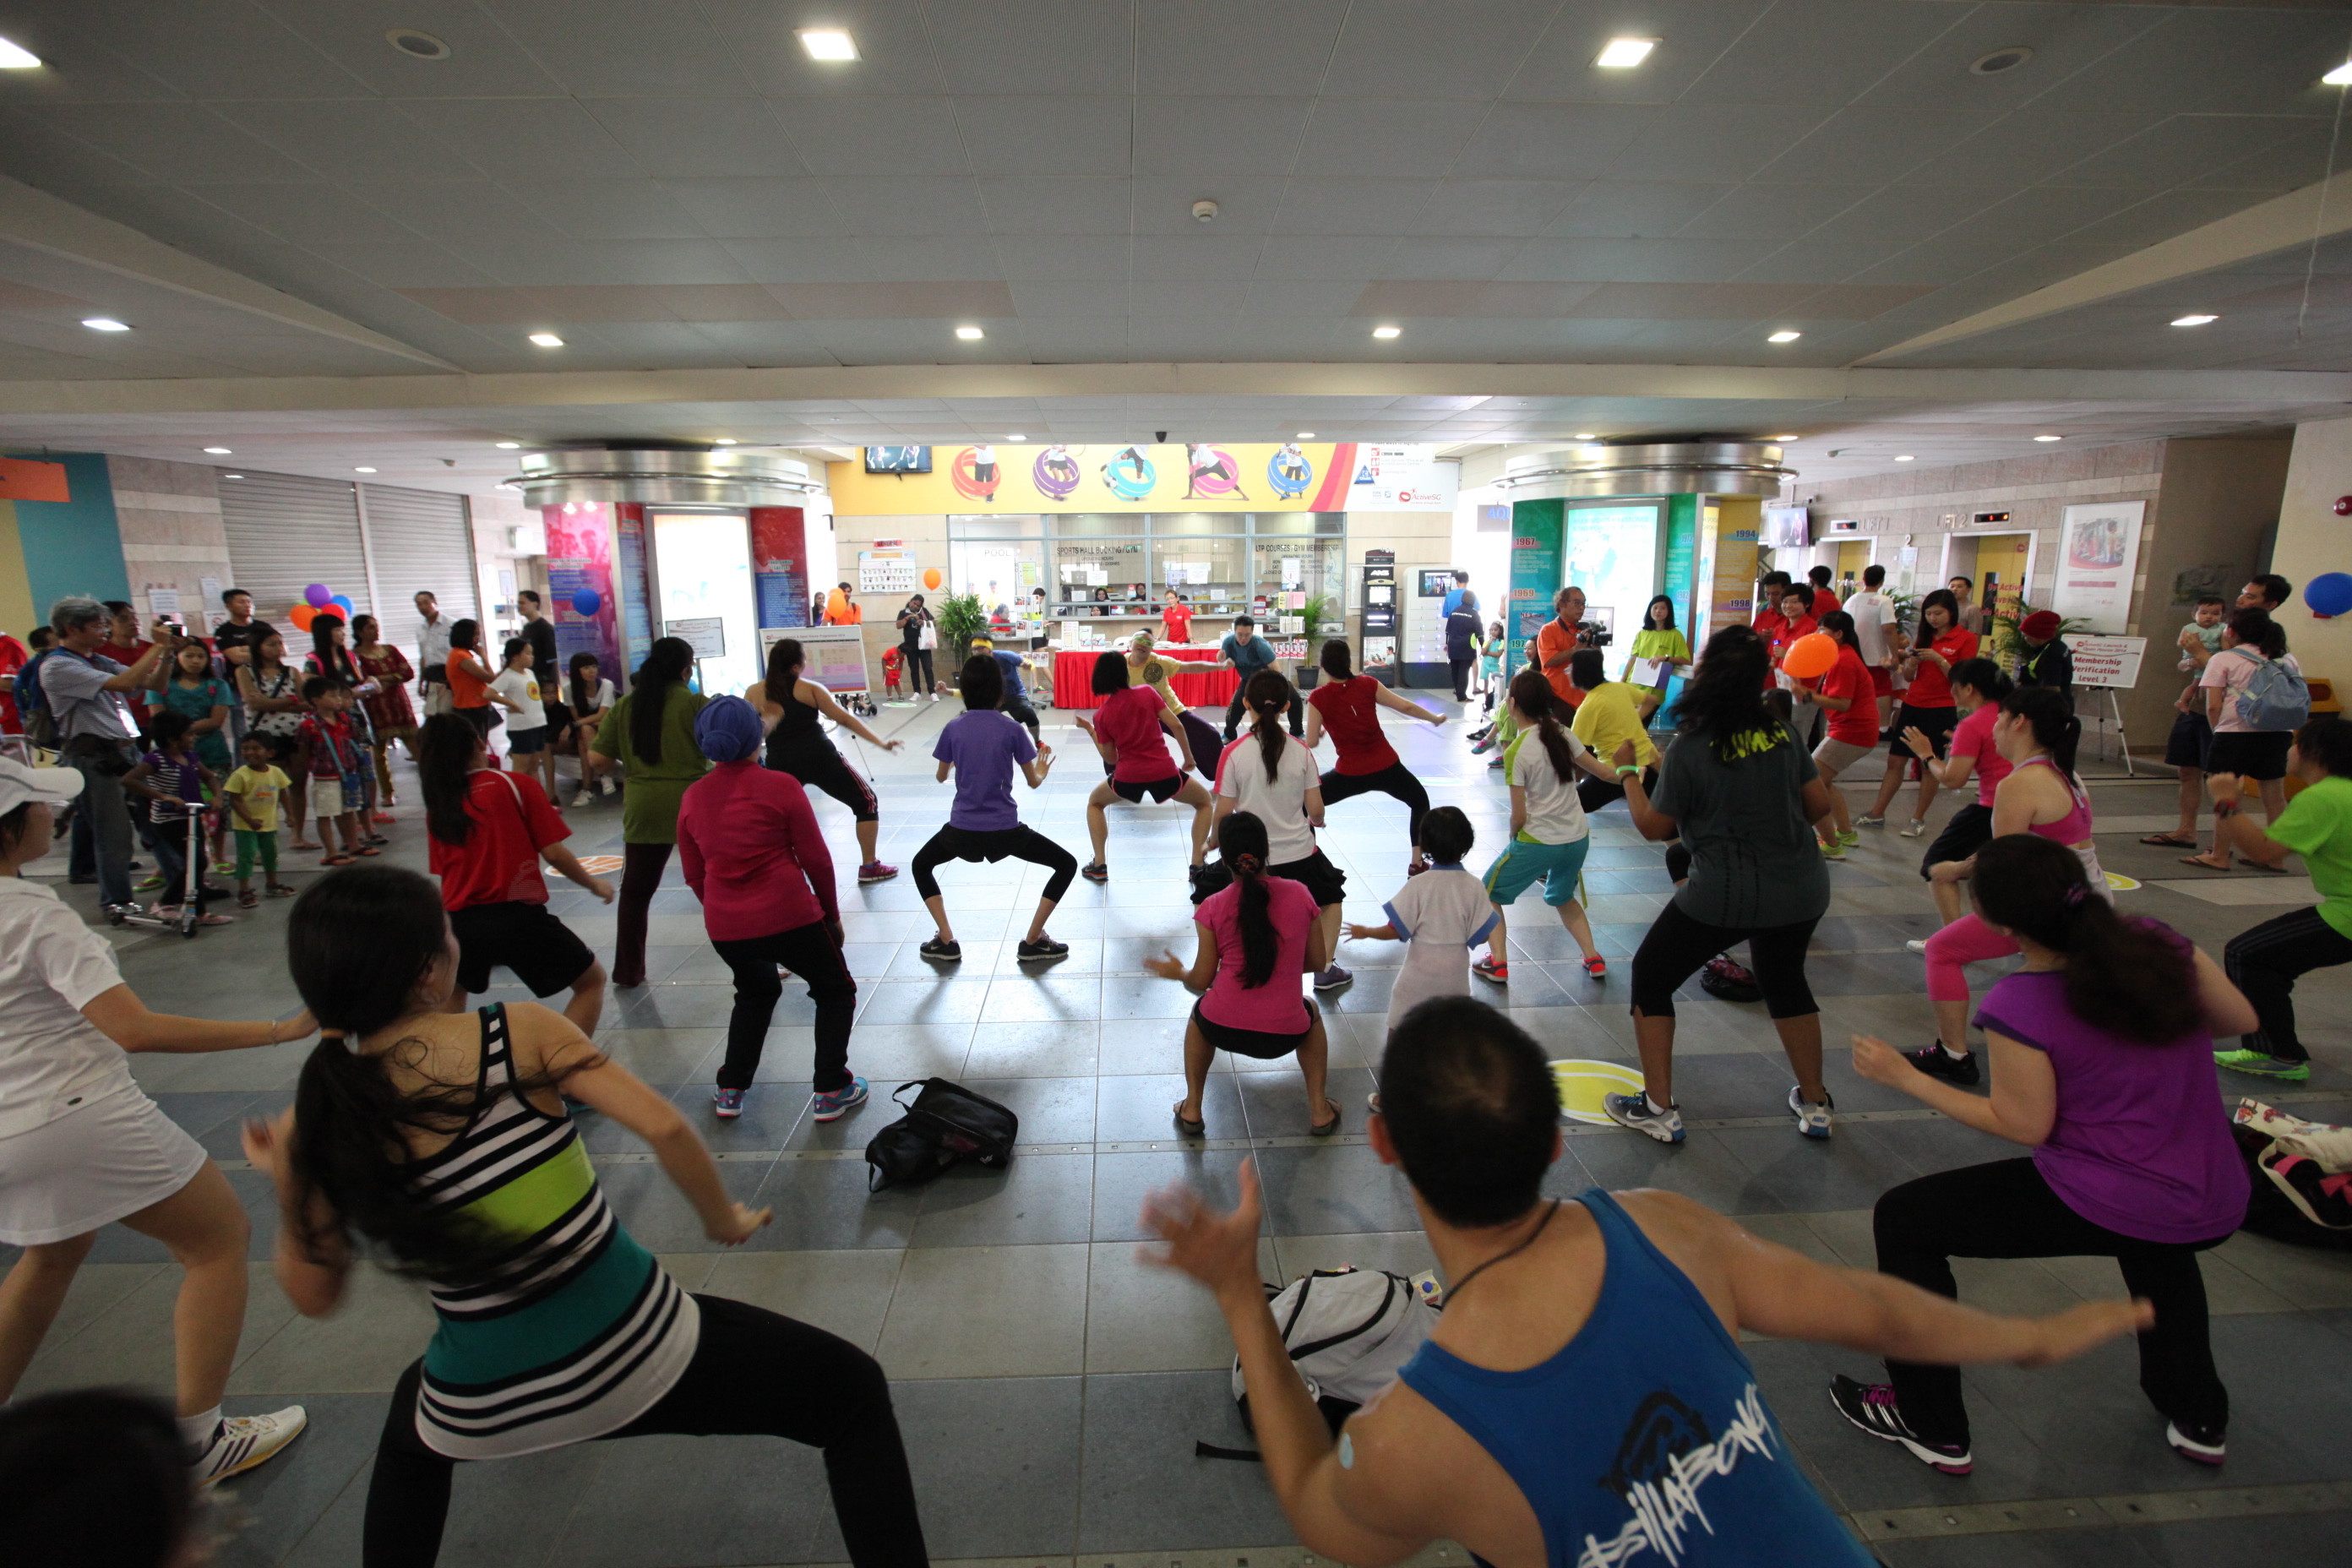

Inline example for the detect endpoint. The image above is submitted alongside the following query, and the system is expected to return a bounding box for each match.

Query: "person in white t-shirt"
[1475,671,1623,986]
[1202,671,1352,992]
[1844,564,1908,727]
[0,758,313,1485]
[1346,806,1496,1041]
[488,639,553,798]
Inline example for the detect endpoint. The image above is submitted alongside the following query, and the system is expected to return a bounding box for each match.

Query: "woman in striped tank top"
[244,866,929,1567]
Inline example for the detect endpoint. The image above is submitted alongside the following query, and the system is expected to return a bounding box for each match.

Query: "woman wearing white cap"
[0,757,313,1484]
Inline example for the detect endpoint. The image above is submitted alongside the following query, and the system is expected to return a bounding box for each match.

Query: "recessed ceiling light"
[1594,37,1657,68]
[1894,455,1915,462]
[0,36,42,68]
[1773,435,1800,442]
[713,438,738,445]
[2171,313,2217,327]
[495,441,520,449]
[82,317,130,332]
[2325,62,2352,86]
[1006,433,1026,441]
[203,446,231,455]
[1372,324,1402,339]
[1767,329,1802,343]
[955,324,985,340]
[355,466,378,474]
[798,29,859,61]
[1970,46,2034,76]
[1574,433,1598,439]
[385,28,450,60]
[1297,432,1315,439]
[2034,434,2062,442]
[527,332,564,347]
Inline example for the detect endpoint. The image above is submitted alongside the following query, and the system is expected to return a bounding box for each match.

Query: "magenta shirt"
[1196,875,1319,1035]
[1948,702,2012,808]
[1974,933,2248,1244]
[676,760,839,942]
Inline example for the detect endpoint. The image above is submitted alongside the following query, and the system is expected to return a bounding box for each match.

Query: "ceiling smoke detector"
[1192,199,1219,222]
[386,28,451,60]
[1970,46,2033,76]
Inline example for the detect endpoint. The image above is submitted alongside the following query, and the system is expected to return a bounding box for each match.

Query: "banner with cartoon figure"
[829,443,1456,515]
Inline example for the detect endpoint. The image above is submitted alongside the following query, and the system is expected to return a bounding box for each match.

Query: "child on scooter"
[121,710,231,925]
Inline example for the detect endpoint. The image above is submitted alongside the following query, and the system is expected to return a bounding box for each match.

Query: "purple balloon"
[303,583,332,607]
[570,589,602,617]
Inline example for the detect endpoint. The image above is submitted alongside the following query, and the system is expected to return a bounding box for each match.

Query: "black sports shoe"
[918,938,961,961]
[1081,863,1109,884]
[1829,1375,1973,1474]
[1016,937,1069,962]
[1904,1043,1980,1086]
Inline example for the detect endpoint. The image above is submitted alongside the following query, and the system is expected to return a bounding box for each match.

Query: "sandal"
[1171,1102,1206,1136]
[2178,853,2231,871]
[1309,1099,1341,1137]
[353,847,382,858]
[267,884,295,897]
[237,889,259,909]
[2140,831,2198,847]
[320,854,352,867]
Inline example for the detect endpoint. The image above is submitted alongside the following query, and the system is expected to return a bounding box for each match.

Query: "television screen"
[1762,505,1810,549]
[1418,569,1456,597]
[864,445,932,475]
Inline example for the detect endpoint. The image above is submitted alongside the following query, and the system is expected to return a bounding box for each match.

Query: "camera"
[1577,620,1612,649]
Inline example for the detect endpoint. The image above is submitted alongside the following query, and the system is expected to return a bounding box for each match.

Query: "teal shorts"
[1483,836,1591,907]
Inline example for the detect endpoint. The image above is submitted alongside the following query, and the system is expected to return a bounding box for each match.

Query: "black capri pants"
[1919,801,1994,881]
[1224,684,1303,740]
[767,738,879,824]
[1319,762,1429,850]
[912,823,1079,904]
[1631,901,1820,1020]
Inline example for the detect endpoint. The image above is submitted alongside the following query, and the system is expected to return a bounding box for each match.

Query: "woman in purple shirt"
[911,654,1074,965]
[1841,834,2254,1475]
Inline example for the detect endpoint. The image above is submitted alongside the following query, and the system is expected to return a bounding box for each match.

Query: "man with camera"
[1534,585,1603,718]
[42,596,175,912]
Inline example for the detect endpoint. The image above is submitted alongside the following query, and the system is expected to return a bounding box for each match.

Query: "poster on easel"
[2050,501,2144,634]
[770,623,869,693]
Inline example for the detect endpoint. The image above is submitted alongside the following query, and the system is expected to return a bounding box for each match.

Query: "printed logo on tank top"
[1581,1383,1779,1568]
[1719,726,1788,761]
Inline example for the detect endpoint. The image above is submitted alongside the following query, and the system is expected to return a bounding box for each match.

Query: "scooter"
[106,797,208,939]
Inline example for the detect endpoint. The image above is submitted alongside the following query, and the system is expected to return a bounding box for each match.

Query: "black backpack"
[864,1077,1020,1191]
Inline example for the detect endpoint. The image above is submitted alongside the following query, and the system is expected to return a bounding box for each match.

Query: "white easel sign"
[2049,501,2144,634]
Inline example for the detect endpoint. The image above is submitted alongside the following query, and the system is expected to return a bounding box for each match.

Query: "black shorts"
[542,699,573,739]
[2204,730,2294,781]
[1112,772,1184,804]
[768,739,879,823]
[1919,801,1995,880]
[1190,999,1320,1060]
[449,900,596,998]
[1188,848,1347,909]
[2164,710,2213,770]
[1887,704,1957,761]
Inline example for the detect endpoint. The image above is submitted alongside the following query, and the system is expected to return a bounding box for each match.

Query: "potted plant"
[1294,592,1337,687]
[934,591,989,675]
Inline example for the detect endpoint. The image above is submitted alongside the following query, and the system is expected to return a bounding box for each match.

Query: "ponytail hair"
[1970,836,2199,1044]
[1217,811,1279,989]
[2002,686,2080,784]
[1816,608,1856,648]
[282,866,602,1274]
[416,713,484,847]
[1507,669,1577,784]
[1947,656,2011,705]
[762,637,803,707]
[629,637,695,763]
[1245,669,1293,783]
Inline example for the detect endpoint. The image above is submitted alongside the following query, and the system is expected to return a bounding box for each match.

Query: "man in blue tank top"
[1142,997,2152,1568]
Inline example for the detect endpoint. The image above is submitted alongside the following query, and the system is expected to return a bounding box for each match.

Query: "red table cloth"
[1051,645,1239,710]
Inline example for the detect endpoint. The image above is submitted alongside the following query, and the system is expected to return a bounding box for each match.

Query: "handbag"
[917,619,938,651]
[863,1077,1019,1191]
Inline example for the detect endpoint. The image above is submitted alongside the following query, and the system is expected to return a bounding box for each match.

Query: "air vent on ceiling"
[1970,46,2033,75]
[386,28,451,60]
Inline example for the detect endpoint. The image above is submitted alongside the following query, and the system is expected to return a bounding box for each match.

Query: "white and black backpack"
[1197,1265,1440,1461]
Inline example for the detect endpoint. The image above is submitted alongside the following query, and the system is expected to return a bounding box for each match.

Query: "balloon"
[1782,632,1838,680]
[922,567,943,591]
[571,589,602,617]
[303,583,332,607]
[329,595,355,618]
[288,603,318,631]
[2307,571,2352,619]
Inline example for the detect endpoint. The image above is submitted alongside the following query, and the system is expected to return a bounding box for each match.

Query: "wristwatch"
[2213,798,2241,819]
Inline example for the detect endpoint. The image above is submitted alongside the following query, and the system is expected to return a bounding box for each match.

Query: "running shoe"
[1487,756,1505,769]
[1603,1090,1684,1144]
[1856,814,1886,829]
[1582,956,1608,980]
[713,1087,746,1119]
[812,1076,869,1122]
[2213,1048,2310,1081]
[1016,937,1070,962]
[919,938,962,961]
[1905,937,1931,953]
[572,789,595,808]
[857,862,899,885]
[1314,964,1353,991]
[1081,862,1109,883]
[2166,1420,2227,1466]
[1837,828,1860,847]
[1469,738,1493,755]
[1819,838,1847,860]
[192,1407,308,1487]
[1788,1085,1835,1140]
[1473,954,1508,983]
[1904,1043,1980,1086]
[1899,819,1928,838]
[1828,1377,1972,1474]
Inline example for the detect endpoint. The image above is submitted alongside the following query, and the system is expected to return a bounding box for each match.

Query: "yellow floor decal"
[1552,1059,1648,1125]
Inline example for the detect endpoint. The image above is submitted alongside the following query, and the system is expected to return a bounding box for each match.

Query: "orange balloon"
[922,567,943,591]
[288,603,318,631]
[1782,631,1838,680]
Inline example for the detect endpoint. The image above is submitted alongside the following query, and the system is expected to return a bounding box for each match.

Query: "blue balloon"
[329,595,354,618]
[571,589,602,618]
[2307,571,2352,618]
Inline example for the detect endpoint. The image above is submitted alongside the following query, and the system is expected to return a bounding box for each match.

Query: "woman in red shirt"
[1073,651,1210,884]
[1303,640,1446,874]
[1161,591,1193,645]
[1795,610,1881,859]
[416,713,613,1037]
[1862,590,1979,836]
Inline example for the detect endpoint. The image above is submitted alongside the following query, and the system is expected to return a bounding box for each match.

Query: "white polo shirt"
[1846,591,1900,667]
[0,878,136,1137]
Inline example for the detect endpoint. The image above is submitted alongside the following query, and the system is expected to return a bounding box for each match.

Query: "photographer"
[1534,585,1603,720]
[41,596,174,912]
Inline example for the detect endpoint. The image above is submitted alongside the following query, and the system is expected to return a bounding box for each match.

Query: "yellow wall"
[0,500,34,639]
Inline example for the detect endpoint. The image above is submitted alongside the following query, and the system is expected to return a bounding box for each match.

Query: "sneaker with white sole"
[1314,964,1353,991]
[2166,1419,2226,1466]
[1899,819,1928,838]
[1603,1090,1685,1144]
[2213,1048,2310,1081]
[1905,937,1930,953]
[193,1407,308,1486]
[811,1076,869,1122]
[572,789,594,808]
[1788,1085,1834,1139]
[713,1087,746,1119]
[1856,814,1886,829]
[1829,1376,1972,1474]
[1903,1043,1980,1086]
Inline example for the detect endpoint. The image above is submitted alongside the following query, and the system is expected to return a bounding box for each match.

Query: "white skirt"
[0,1086,210,1246]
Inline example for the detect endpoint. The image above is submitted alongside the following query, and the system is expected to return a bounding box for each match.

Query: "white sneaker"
[1788,1086,1835,1140]
[572,789,594,808]
[1905,938,1930,953]
[1899,819,1928,838]
[193,1406,308,1486]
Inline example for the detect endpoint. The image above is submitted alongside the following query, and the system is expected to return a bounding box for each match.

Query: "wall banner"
[1505,497,1565,678]
[542,502,620,683]
[751,506,808,631]
[826,442,1455,516]
[615,504,653,670]
[2050,500,2145,634]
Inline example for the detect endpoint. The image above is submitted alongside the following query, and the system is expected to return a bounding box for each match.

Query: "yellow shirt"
[223,764,291,832]
[1570,680,1658,770]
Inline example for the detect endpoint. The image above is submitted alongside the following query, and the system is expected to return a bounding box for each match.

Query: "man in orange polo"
[1534,585,1589,715]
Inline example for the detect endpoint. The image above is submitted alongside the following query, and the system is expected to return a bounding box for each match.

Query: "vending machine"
[1359,551,1397,687]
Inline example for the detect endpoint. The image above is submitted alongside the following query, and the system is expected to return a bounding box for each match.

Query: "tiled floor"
[10,694,2352,1566]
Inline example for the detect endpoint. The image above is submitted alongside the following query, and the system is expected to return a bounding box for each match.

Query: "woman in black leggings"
[250,866,927,1568]
[895,595,936,698]
[746,637,905,885]
[1301,639,1444,874]
[1607,626,1839,1143]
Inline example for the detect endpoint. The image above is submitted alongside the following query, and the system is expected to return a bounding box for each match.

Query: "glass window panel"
[947,514,1043,541]
[1051,513,1142,537]
[1148,533,1245,614]
[1151,510,1248,537]
[1047,527,1149,620]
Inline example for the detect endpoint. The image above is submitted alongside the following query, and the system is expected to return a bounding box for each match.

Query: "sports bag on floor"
[864,1077,1020,1192]
[1197,1265,1439,1461]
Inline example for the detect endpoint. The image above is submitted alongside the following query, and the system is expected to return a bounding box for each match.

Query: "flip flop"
[237,889,259,909]
[267,885,296,897]
[1171,1102,1206,1136]
[353,847,382,858]
[1309,1100,1341,1138]
[320,854,352,867]
[2139,832,2198,847]
[2178,853,2231,871]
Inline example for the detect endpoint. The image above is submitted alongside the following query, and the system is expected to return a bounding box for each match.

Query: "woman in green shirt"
[592,638,710,986]
[1621,595,1693,716]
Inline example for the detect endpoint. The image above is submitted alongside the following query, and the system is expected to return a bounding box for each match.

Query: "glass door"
[650,512,758,694]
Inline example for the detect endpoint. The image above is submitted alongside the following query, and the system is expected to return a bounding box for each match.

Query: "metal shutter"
[219,472,369,631]
[359,483,476,660]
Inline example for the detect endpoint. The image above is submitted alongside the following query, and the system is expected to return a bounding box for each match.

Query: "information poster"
[1705,506,1761,652]
[616,504,653,669]
[750,507,808,632]
[543,502,621,681]
[2050,500,2144,634]
[782,623,870,693]
[859,547,918,595]
[2069,634,2147,689]
[1505,497,1565,677]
